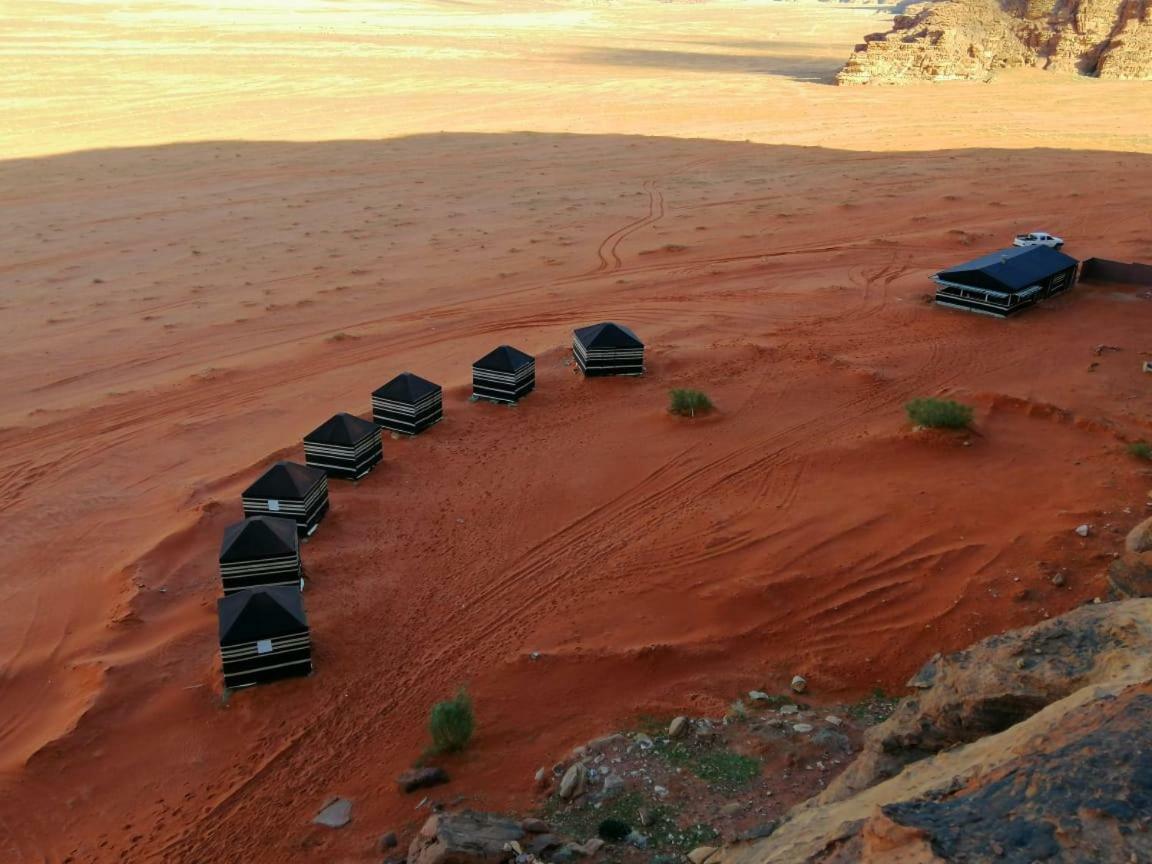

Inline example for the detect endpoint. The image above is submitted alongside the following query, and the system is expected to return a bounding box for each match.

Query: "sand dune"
[1,1,1152,862]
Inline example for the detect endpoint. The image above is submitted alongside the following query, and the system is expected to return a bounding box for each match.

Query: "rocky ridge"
[711,520,1152,863]
[837,0,1152,83]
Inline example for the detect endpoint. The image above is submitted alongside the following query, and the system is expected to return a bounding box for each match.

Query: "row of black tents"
[216,323,645,689]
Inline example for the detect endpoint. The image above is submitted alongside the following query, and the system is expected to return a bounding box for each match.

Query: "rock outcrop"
[409,812,525,864]
[837,0,1152,83]
[712,599,1152,864]
[1108,515,1152,599]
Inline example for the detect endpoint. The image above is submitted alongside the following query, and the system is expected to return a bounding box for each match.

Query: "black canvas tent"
[219,515,303,595]
[218,586,311,688]
[372,372,443,435]
[303,412,382,480]
[573,322,644,376]
[241,461,329,536]
[933,246,1078,316]
[473,345,535,403]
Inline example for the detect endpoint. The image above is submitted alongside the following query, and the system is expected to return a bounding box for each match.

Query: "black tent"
[219,515,303,595]
[372,372,443,435]
[242,461,329,536]
[933,246,1078,316]
[217,586,312,689]
[473,345,535,403]
[304,412,383,480]
[573,322,644,376]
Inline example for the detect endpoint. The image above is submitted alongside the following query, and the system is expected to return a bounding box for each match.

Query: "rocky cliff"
[836,0,1152,83]
[712,524,1152,864]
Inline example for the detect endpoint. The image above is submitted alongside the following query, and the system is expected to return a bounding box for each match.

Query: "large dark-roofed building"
[373,372,443,435]
[473,345,535,403]
[933,246,1078,316]
[217,586,312,689]
[219,515,303,595]
[573,322,644,376]
[242,461,330,536]
[304,412,383,480]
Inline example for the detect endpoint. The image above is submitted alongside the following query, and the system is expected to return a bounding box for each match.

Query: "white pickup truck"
[1013,231,1064,249]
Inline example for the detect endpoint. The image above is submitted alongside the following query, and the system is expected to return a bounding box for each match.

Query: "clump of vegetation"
[656,742,761,793]
[428,687,474,753]
[598,818,633,842]
[725,699,748,723]
[543,791,716,853]
[906,397,973,430]
[1127,440,1152,461]
[845,688,900,726]
[669,389,714,418]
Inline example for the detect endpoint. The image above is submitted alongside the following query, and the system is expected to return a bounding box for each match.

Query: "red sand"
[1,135,1150,863]
[3,3,1152,862]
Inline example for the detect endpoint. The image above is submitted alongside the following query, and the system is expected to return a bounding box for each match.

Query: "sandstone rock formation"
[409,812,526,864]
[1108,515,1152,599]
[712,598,1152,863]
[837,0,1152,83]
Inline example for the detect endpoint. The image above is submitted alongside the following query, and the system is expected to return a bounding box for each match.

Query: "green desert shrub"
[598,818,633,842]
[669,389,713,418]
[428,688,474,753]
[905,397,973,429]
[1128,440,1152,461]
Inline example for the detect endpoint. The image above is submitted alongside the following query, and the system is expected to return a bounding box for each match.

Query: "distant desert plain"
[2,1,1152,861]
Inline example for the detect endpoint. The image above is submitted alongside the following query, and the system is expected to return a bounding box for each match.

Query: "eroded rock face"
[836,0,1152,84]
[409,811,525,864]
[1109,516,1152,599]
[711,599,1152,864]
[816,599,1152,806]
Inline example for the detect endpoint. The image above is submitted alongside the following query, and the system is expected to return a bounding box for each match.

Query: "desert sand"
[1,1,1151,861]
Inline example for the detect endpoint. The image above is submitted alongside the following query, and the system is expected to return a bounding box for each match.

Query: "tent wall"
[373,390,443,434]
[220,551,302,595]
[304,429,382,480]
[220,628,312,688]
[573,337,644,376]
[473,361,536,403]
[242,477,330,536]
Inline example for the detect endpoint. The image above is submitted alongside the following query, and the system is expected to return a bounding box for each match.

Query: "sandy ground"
[2,1,1152,862]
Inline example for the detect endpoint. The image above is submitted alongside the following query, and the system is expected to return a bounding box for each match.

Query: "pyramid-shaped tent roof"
[474,345,534,373]
[936,246,1078,293]
[574,322,643,350]
[304,412,378,446]
[219,515,299,563]
[218,586,308,644]
[373,372,441,402]
[242,461,325,500]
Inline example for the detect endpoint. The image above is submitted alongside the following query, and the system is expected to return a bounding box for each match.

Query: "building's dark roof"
[242,461,325,500]
[219,516,299,562]
[936,246,1078,293]
[474,345,534,372]
[574,322,643,350]
[373,372,441,402]
[218,586,308,644]
[304,412,378,446]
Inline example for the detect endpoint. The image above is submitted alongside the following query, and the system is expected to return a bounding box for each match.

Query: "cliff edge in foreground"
[712,588,1152,863]
[837,0,1152,83]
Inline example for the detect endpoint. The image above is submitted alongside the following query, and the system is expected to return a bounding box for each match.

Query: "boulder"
[398,766,451,793]
[312,797,353,828]
[558,763,585,800]
[408,811,525,864]
[687,846,718,864]
[1109,516,1152,599]
[668,716,689,739]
